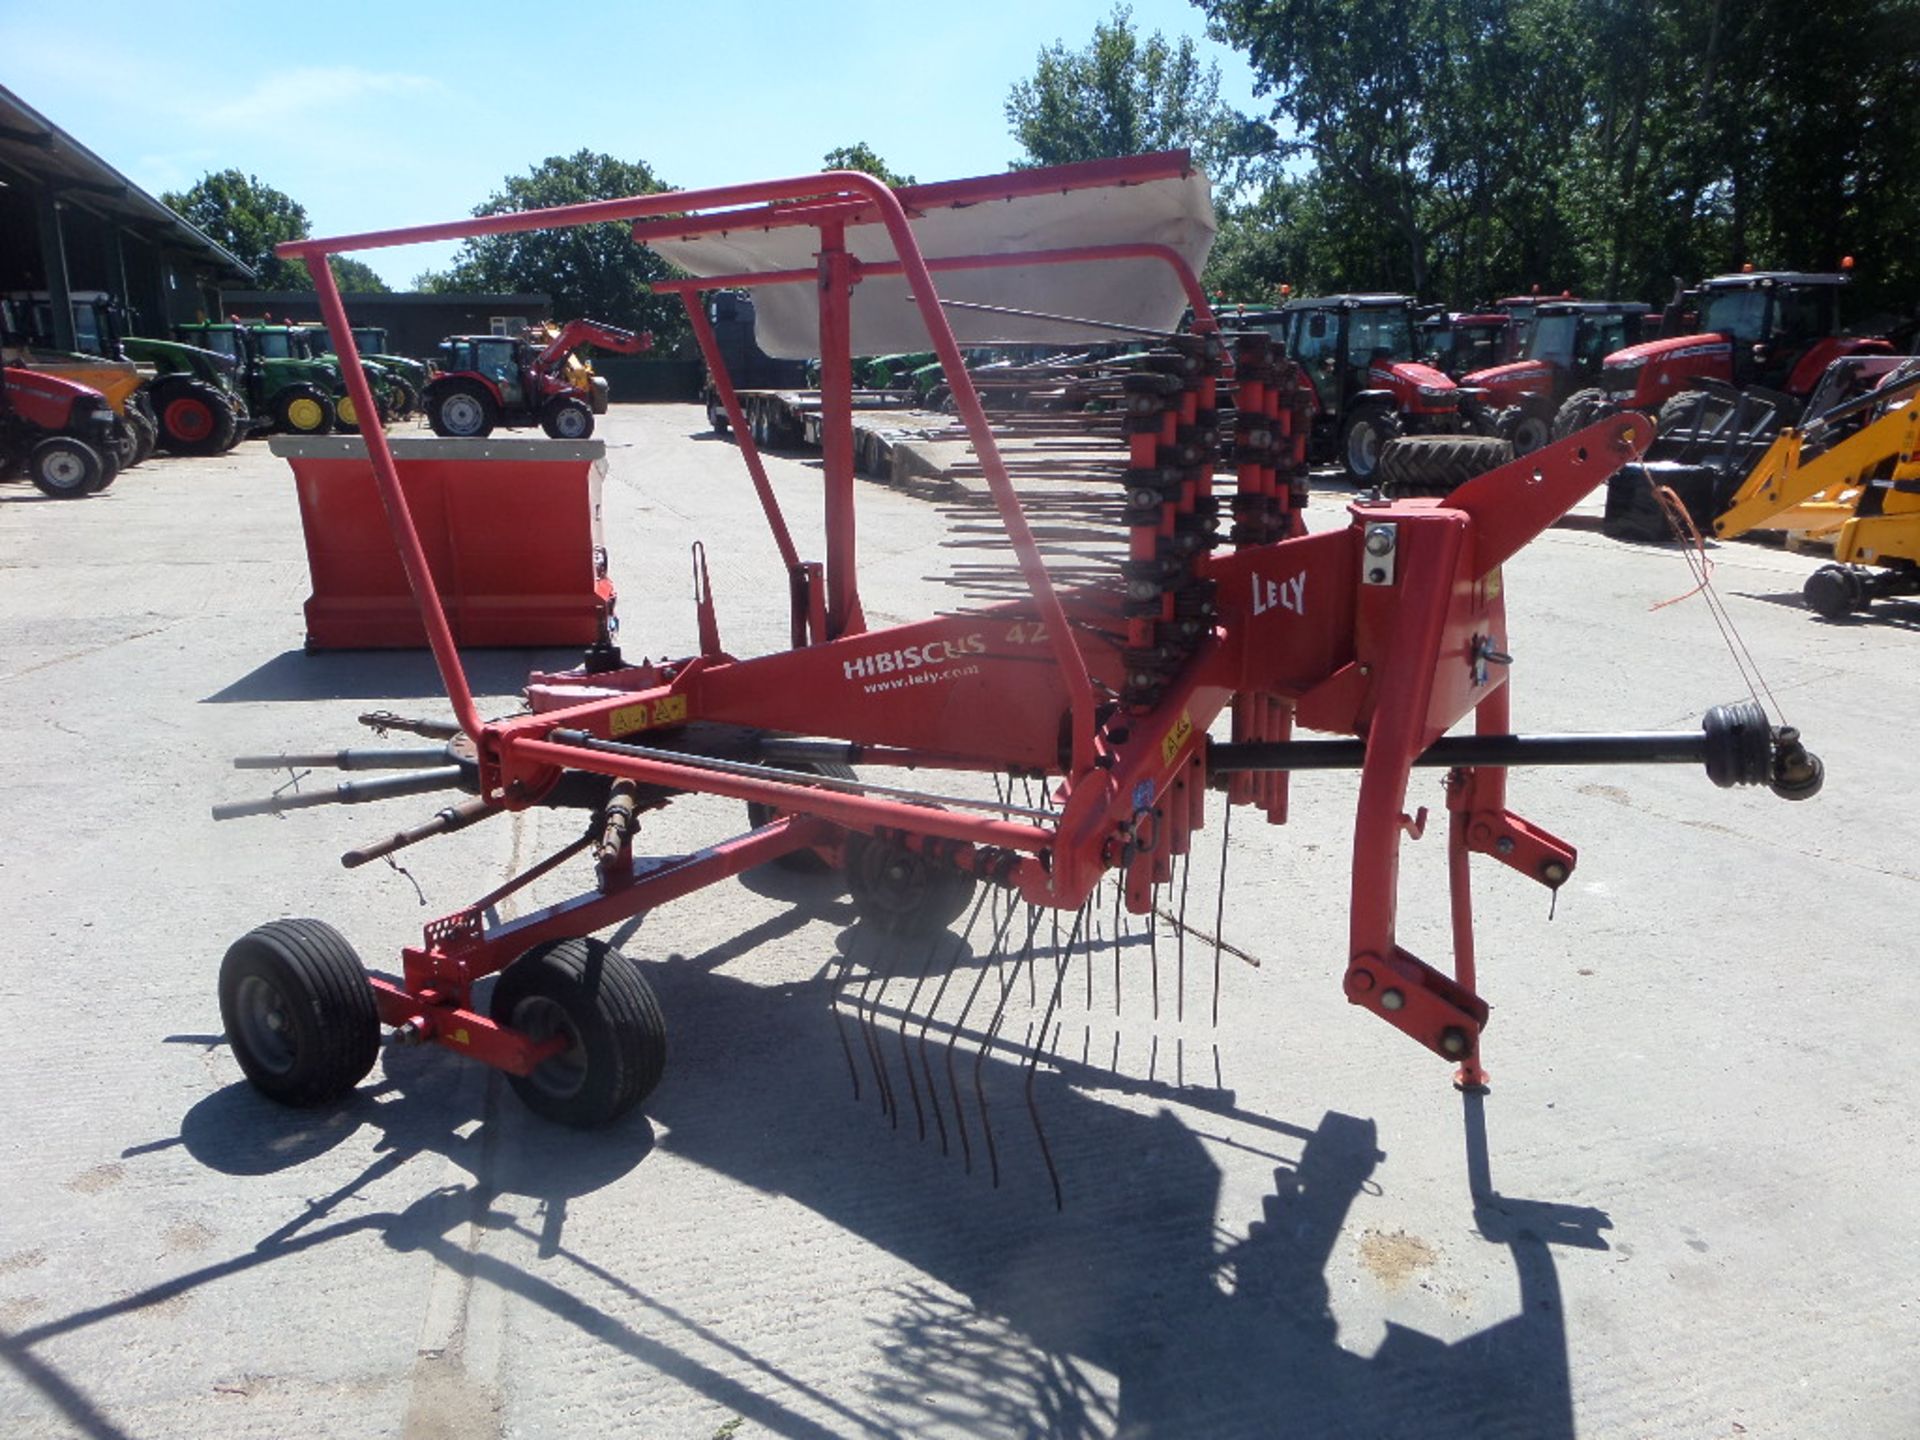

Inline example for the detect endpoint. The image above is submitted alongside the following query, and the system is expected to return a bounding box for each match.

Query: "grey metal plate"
[268,435,607,462]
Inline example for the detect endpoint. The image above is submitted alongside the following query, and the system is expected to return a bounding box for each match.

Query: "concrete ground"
[0,403,1914,1440]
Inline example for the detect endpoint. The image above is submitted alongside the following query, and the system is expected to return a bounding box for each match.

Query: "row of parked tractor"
[1,290,649,498]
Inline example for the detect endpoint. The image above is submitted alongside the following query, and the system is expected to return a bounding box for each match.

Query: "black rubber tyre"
[1376,434,1515,498]
[153,377,237,455]
[218,918,380,1107]
[1507,405,1553,456]
[746,760,856,873]
[1340,404,1398,482]
[28,436,105,498]
[426,379,497,438]
[490,938,665,1127]
[272,383,334,436]
[387,377,419,421]
[706,390,731,436]
[540,395,595,440]
[1552,386,1609,441]
[129,406,159,466]
[845,832,978,937]
[106,416,141,471]
[1803,564,1864,619]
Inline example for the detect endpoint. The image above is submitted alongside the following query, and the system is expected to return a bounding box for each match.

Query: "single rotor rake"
[208,155,1822,1204]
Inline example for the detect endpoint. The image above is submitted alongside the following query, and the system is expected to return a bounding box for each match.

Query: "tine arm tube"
[234,747,453,771]
[212,766,469,821]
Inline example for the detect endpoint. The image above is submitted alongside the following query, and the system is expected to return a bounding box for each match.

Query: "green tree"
[412,150,685,346]
[822,143,915,187]
[1006,5,1267,186]
[162,169,390,292]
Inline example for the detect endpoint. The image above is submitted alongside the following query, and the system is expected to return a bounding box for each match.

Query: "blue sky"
[2,1,1263,287]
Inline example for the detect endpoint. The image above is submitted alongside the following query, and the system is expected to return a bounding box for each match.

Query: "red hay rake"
[212,154,1820,1201]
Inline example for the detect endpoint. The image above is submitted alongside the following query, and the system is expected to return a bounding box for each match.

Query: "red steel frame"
[278,152,1649,1086]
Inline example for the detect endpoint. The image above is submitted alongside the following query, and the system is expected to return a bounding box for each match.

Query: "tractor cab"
[1522,301,1651,376]
[1696,273,1844,390]
[1422,312,1511,379]
[441,336,530,408]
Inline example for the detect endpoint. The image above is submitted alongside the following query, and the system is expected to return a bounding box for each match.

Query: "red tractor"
[1276,293,1467,481]
[1552,270,1892,440]
[2,365,122,498]
[423,319,652,440]
[1461,300,1652,454]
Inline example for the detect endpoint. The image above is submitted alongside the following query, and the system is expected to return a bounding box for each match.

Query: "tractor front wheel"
[28,436,106,498]
[273,385,334,436]
[1552,387,1609,440]
[1506,405,1553,455]
[427,381,497,439]
[706,390,731,436]
[218,918,380,1107]
[1803,565,1867,620]
[540,395,595,440]
[1340,404,1399,483]
[490,938,665,1127]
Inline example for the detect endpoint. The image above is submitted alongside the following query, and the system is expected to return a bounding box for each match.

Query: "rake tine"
[1213,800,1233,1029]
[1149,883,1161,1022]
[851,929,897,1122]
[943,897,1021,1176]
[1176,846,1192,1026]
[975,905,1045,1190]
[1025,901,1088,1211]
[828,941,864,1102]
[885,934,931,1139]
[914,889,990,1157]
[1111,877,1123,1017]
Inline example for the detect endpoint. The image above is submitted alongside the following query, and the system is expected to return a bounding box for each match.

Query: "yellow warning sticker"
[610,693,690,738]
[1161,710,1194,766]
[451,1028,471,1047]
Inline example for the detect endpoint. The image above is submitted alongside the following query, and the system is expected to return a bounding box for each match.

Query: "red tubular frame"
[276,154,1650,1087]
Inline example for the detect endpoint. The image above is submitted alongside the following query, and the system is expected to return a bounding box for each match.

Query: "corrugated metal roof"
[0,83,256,280]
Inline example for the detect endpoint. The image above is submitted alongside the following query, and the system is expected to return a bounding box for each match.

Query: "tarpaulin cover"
[644,166,1216,359]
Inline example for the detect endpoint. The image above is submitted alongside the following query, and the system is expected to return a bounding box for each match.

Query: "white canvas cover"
[645,169,1216,359]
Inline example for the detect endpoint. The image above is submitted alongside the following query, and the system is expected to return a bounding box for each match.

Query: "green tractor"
[174,321,366,436]
[247,322,397,433]
[119,334,253,454]
[305,325,428,421]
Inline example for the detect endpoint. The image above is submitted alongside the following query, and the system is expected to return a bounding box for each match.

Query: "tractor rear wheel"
[1376,434,1515,498]
[387,378,419,421]
[540,395,595,440]
[490,938,665,1127]
[153,378,238,455]
[219,918,380,1107]
[28,436,106,498]
[1552,387,1610,440]
[273,384,334,436]
[1341,404,1400,483]
[427,381,496,438]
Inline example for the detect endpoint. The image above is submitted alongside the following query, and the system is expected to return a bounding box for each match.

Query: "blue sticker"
[1132,779,1154,812]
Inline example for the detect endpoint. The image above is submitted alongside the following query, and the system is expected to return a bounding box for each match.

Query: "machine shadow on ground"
[203,647,579,705]
[8,918,1604,1440]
